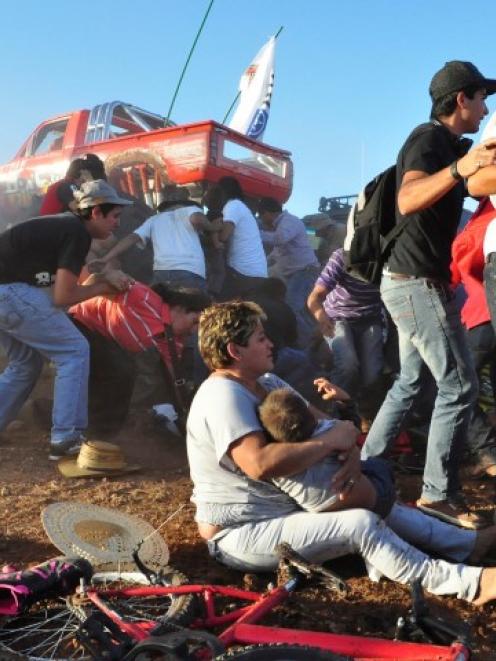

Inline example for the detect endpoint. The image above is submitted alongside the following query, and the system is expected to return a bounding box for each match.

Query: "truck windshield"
[222,138,287,178]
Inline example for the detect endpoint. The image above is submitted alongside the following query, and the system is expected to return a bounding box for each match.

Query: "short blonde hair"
[199,301,266,370]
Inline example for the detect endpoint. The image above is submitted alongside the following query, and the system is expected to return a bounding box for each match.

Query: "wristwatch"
[449,160,463,181]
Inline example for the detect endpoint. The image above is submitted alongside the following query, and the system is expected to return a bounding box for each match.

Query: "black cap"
[429,61,496,101]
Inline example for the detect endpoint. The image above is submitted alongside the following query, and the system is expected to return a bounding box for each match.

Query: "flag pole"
[222,25,284,125]
[165,0,215,125]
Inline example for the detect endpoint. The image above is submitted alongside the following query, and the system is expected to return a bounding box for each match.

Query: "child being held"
[258,386,395,518]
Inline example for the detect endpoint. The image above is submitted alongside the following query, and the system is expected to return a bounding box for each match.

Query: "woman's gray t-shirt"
[187,373,342,526]
[187,373,299,526]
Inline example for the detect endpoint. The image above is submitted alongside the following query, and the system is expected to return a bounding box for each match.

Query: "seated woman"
[70,282,211,434]
[187,300,496,606]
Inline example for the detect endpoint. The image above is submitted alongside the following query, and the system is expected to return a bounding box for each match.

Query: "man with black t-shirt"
[0,179,133,459]
[362,61,496,529]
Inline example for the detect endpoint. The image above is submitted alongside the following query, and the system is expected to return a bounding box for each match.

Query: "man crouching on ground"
[0,180,134,459]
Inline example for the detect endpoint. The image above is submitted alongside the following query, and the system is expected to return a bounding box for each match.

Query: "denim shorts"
[361,457,396,518]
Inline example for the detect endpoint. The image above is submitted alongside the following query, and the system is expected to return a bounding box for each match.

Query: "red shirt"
[451,198,496,330]
[39,179,76,215]
[70,282,182,366]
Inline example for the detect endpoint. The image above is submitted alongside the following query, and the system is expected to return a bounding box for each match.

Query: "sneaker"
[416,496,490,530]
[0,557,93,616]
[49,436,84,461]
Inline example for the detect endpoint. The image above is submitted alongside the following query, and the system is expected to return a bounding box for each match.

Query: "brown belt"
[385,272,417,281]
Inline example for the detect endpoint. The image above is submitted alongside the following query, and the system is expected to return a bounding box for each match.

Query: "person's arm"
[102,232,141,260]
[399,141,496,215]
[217,220,234,244]
[228,420,359,481]
[189,211,224,233]
[307,283,335,337]
[468,165,496,197]
[313,377,351,403]
[52,268,132,307]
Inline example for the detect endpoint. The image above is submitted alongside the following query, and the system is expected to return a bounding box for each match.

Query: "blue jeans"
[0,284,89,442]
[325,317,384,398]
[361,276,477,501]
[285,266,319,346]
[207,503,480,601]
[153,270,206,290]
[464,322,496,459]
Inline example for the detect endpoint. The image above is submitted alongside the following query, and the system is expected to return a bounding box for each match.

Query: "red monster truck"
[0,100,293,228]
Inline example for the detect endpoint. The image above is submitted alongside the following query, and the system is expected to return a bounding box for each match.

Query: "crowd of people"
[3,59,496,608]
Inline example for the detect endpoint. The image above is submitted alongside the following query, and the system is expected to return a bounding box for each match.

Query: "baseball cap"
[74,180,133,209]
[429,61,496,102]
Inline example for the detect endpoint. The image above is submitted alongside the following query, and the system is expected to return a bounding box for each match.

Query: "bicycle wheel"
[0,567,193,660]
[216,644,350,660]
[88,568,196,627]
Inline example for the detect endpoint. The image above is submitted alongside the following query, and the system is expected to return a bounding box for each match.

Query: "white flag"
[228,36,275,141]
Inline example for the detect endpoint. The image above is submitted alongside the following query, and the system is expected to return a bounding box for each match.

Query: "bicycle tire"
[0,567,193,660]
[215,644,350,660]
[87,567,196,627]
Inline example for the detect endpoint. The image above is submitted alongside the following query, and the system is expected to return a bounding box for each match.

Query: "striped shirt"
[317,249,382,320]
[70,282,182,366]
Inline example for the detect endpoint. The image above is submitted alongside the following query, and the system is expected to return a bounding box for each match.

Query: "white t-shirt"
[223,199,268,277]
[482,112,496,257]
[134,206,206,277]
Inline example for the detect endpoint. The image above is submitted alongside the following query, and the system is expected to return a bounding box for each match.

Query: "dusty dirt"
[1,370,496,659]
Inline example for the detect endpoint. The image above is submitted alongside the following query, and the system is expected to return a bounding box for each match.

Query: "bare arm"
[52,268,126,307]
[96,233,141,265]
[468,164,496,197]
[229,420,359,480]
[189,211,224,233]
[398,142,496,215]
[307,283,335,337]
[219,220,235,243]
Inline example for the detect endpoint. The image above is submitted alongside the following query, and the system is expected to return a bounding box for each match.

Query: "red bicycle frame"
[85,582,470,660]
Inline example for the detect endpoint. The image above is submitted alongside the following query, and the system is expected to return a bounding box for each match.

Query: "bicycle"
[0,543,472,660]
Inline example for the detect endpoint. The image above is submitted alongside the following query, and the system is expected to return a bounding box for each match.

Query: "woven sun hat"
[41,502,169,570]
[58,440,141,478]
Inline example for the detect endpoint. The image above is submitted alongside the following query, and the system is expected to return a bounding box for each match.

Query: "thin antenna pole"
[165,0,215,124]
[360,141,366,188]
[222,25,284,125]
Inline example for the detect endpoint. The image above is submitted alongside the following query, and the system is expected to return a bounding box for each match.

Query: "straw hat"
[42,502,169,569]
[58,440,141,478]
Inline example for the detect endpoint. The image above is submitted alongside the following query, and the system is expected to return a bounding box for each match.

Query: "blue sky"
[1,0,495,216]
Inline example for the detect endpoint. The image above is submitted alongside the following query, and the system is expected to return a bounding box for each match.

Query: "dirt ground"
[1,371,496,659]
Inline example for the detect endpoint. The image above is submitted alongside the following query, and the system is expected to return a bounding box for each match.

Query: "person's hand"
[457,140,496,178]
[86,259,108,274]
[317,316,335,338]
[314,377,351,402]
[321,419,360,454]
[104,269,135,291]
[331,444,362,501]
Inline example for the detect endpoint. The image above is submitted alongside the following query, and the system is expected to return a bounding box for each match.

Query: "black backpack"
[343,165,407,285]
